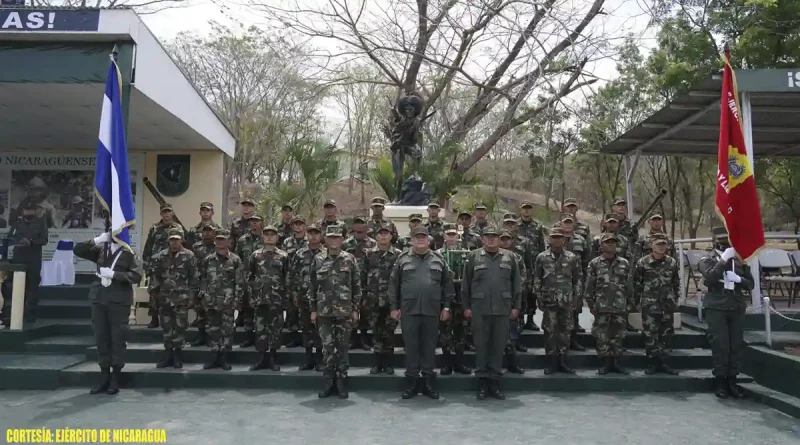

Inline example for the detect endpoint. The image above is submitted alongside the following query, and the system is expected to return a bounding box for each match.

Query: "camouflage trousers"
[206,308,235,351]
[504,317,522,355]
[238,297,255,332]
[318,316,353,373]
[643,311,674,359]
[254,304,284,352]
[371,305,398,354]
[285,305,299,331]
[358,295,375,333]
[193,294,207,330]
[439,301,467,352]
[148,288,159,317]
[542,306,574,355]
[593,313,627,357]
[158,300,189,349]
[297,298,320,349]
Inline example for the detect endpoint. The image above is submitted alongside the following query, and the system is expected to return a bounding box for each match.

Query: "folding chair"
[759,249,800,306]
[683,250,706,297]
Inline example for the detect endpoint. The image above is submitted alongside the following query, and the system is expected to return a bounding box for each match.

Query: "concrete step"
[0,353,86,390]
[37,299,92,319]
[84,343,713,369]
[25,335,95,354]
[37,284,92,301]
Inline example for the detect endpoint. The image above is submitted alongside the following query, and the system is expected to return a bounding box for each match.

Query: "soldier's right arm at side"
[147,252,162,293]
[187,251,200,295]
[571,255,582,305]
[532,254,542,296]
[73,240,102,264]
[351,256,362,309]
[461,253,475,311]
[632,259,644,308]
[584,261,597,308]
[309,260,319,312]
[388,259,401,311]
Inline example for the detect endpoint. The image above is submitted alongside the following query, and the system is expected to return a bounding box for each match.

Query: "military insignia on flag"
[156,154,191,197]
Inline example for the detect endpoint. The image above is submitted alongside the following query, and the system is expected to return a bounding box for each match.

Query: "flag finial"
[111,44,119,61]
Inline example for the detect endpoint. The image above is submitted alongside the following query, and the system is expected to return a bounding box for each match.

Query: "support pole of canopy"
[741,92,762,309]
[623,148,641,220]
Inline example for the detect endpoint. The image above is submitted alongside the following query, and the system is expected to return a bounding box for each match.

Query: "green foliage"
[284,140,343,220]
[369,156,397,201]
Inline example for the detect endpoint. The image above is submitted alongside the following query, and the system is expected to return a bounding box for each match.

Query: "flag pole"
[101,45,120,265]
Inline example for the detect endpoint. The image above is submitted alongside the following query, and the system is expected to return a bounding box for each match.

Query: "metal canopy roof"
[601,69,800,158]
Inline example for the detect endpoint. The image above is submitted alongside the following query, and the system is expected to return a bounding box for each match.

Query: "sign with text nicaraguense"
[0,9,100,32]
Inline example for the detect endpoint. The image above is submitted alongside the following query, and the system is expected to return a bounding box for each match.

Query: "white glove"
[721,247,737,262]
[93,233,111,245]
[724,271,742,283]
[99,267,115,279]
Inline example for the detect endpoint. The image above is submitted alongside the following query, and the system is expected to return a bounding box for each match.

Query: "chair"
[683,250,706,296]
[759,249,800,306]
[40,240,75,286]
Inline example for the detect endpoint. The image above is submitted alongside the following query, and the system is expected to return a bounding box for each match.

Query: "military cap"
[502,213,518,222]
[377,225,392,234]
[262,224,278,234]
[563,198,578,206]
[604,213,619,222]
[323,199,337,207]
[474,203,488,210]
[444,223,458,234]
[428,201,441,208]
[240,198,255,206]
[712,226,728,239]
[325,225,344,237]
[352,215,368,224]
[613,197,627,206]
[371,197,387,207]
[71,196,84,204]
[500,231,513,239]
[560,213,575,223]
[248,214,264,221]
[291,215,306,224]
[410,226,429,236]
[549,227,565,238]
[215,229,230,239]
[482,224,499,236]
[600,233,618,243]
[27,177,47,189]
[649,213,663,220]
[457,210,472,218]
[520,201,534,209]
[650,233,669,244]
[281,203,293,211]
[409,213,423,222]
[160,203,173,212]
[201,222,216,231]
[307,223,322,233]
[200,201,214,210]
[168,228,183,240]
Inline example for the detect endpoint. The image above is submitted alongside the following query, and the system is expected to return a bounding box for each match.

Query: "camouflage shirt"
[510,237,535,289]
[367,217,399,244]
[363,245,403,307]
[533,248,582,308]
[517,218,545,257]
[149,247,199,304]
[590,232,631,263]
[574,220,591,242]
[277,220,294,245]
[199,251,243,310]
[585,255,634,314]
[247,247,289,307]
[424,218,446,250]
[236,231,264,271]
[142,221,185,272]
[309,250,362,317]
[633,254,680,314]
[637,230,675,259]
[564,233,590,271]
[618,218,636,243]
[289,245,326,303]
[460,229,482,250]
[471,220,490,237]
[282,235,308,259]
[187,220,222,245]
[343,236,377,261]
[229,216,251,252]
[192,240,216,263]
[316,218,347,236]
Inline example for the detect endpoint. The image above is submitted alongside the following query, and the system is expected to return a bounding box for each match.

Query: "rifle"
[631,189,668,234]
[142,177,186,229]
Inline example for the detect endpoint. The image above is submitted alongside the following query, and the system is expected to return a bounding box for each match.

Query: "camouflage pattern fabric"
[309,251,362,317]
[143,221,185,316]
[254,305,284,352]
[149,247,198,348]
[642,312,674,359]
[206,309,235,351]
[617,218,636,244]
[187,220,222,245]
[590,232,632,264]
[459,230,482,250]
[318,317,353,373]
[424,219,446,250]
[637,230,675,259]
[564,233,590,271]
[363,246,402,353]
[592,313,627,357]
[228,217,250,252]
[316,218,347,236]
[199,252,243,351]
[471,220,489,237]
[368,217,399,244]
[438,247,469,352]
[584,255,634,314]
[277,221,294,246]
[542,307,574,355]
[504,249,527,356]
[235,232,263,331]
[517,219,545,257]
[289,245,325,348]
[574,220,591,243]
[192,240,217,329]
[282,235,308,259]
[159,304,189,349]
[344,236,377,261]
[533,249,582,309]
[248,248,289,352]
[633,254,680,314]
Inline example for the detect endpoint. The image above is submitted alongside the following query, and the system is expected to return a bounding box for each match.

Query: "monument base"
[381,205,446,237]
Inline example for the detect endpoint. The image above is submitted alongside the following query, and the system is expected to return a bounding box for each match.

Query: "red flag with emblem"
[715,49,765,261]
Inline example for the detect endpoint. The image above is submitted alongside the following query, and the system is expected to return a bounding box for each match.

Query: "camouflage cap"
[604,213,619,222]
[168,228,183,240]
[409,213,423,222]
[482,224,499,236]
[240,198,255,206]
[563,198,578,206]
[281,203,293,211]
[502,213,518,223]
[520,201,533,209]
[444,223,458,234]
[650,233,669,244]
[370,197,387,207]
[200,201,214,210]
[262,224,278,234]
[500,230,513,239]
[474,203,488,210]
[457,210,472,218]
[324,199,337,207]
[428,201,441,208]
[560,213,575,223]
[649,213,663,220]
[248,214,264,221]
[549,227,565,238]
[712,226,728,239]
[215,229,230,239]
[160,203,173,212]
[376,225,392,234]
[613,197,627,206]
[325,225,344,237]
[410,226,429,236]
[71,196,84,204]
[201,222,216,231]
[307,223,322,233]
[352,215,368,224]
[600,233,618,243]
[291,215,307,224]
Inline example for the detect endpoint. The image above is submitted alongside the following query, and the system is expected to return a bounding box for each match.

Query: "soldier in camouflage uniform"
[235,214,265,348]
[317,199,347,236]
[502,214,534,353]
[499,231,526,374]
[471,203,490,236]
[289,223,325,371]
[534,227,582,374]
[143,203,186,329]
[282,215,308,348]
[437,223,472,375]
[559,214,589,351]
[198,229,243,371]
[457,210,481,250]
[277,204,295,246]
[344,216,377,350]
[424,202,445,250]
[190,224,217,346]
[363,226,402,375]
[247,225,289,372]
[633,234,680,375]
[368,197,399,244]
[396,214,433,250]
[590,214,632,262]
[187,201,222,246]
[229,198,256,253]
[585,233,634,375]
[310,225,361,399]
[612,197,636,242]
[518,201,545,332]
[636,214,674,259]
[149,228,198,369]
[562,198,591,242]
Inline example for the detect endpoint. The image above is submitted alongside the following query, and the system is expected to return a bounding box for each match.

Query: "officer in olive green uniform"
[698,227,753,399]
[142,203,185,329]
[368,197,399,244]
[4,201,48,324]
[390,226,454,400]
[463,225,522,400]
[187,201,223,246]
[73,233,141,395]
[498,231,526,374]
[424,202,445,250]
[189,224,217,346]
[235,214,265,348]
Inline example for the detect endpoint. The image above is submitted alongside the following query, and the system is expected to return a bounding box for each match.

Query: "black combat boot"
[453,350,472,375]
[383,353,395,375]
[421,375,440,400]
[523,316,535,331]
[476,378,488,400]
[268,349,281,371]
[249,351,270,371]
[506,354,525,375]
[299,347,316,371]
[349,329,363,349]
[285,331,302,348]
[156,348,174,369]
[203,351,220,369]
[439,348,453,376]
[598,357,612,375]
[644,357,659,375]
[219,350,232,371]
[173,348,184,369]
[90,367,111,395]
[569,334,586,352]
[727,377,745,399]
[336,372,349,399]
[488,380,506,400]
[318,371,337,398]
[557,354,576,374]
[369,353,384,375]
[610,357,628,375]
[238,331,255,348]
[147,315,159,329]
[107,366,122,395]
[714,376,729,399]
[314,349,324,372]
[544,355,559,375]
[401,376,419,399]
[658,358,679,376]
[190,328,207,347]
[515,343,528,353]
[361,331,372,351]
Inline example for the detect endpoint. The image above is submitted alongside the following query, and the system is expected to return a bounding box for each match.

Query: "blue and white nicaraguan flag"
[94,56,135,253]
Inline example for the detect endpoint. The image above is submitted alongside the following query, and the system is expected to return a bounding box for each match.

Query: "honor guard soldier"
[311,225,361,399]
[282,215,308,348]
[518,201,544,332]
[559,214,589,350]
[229,198,256,252]
[364,226,403,375]
[149,228,199,369]
[368,197,399,244]
[189,223,217,346]
[344,216,377,350]
[317,199,347,236]
[437,223,472,375]
[585,233,634,375]
[633,233,680,375]
[498,231,526,374]
[73,233,141,395]
[390,226,454,400]
[424,202,445,250]
[277,203,295,245]
[198,229,243,371]
[698,227,753,399]
[289,223,326,371]
[142,203,185,329]
[187,201,222,245]
[235,214,265,348]
[462,225,522,400]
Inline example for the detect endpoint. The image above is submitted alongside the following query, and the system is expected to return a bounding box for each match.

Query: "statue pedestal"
[382,205,449,237]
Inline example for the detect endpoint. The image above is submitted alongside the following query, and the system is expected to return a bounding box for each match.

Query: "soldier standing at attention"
[457,210,481,250]
[187,201,222,246]
[317,199,346,236]
[344,216,377,350]
[562,198,591,242]
[189,224,217,347]
[698,227,752,399]
[247,225,289,372]
[534,228,581,374]
[396,214,430,250]
[424,202,445,250]
[437,223,472,376]
[585,233,634,375]
[503,213,534,350]
[471,203,490,236]
[498,231,526,374]
[637,214,674,259]
[198,229,243,371]
[633,234,680,375]
[311,225,361,399]
[277,204,295,246]
[390,226,454,400]
[149,228,198,369]
[282,215,308,348]
[463,225,522,400]
[590,214,631,262]
[290,224,325,371]
[143,203,185,329]
[518,201,544,332]
[229,198,256,253]
[368,197,399,244]
[73,233,141,395]
[559,215,589,352]
[612,198,636,242]
[364,226,402,375]
[235,214,264,348]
